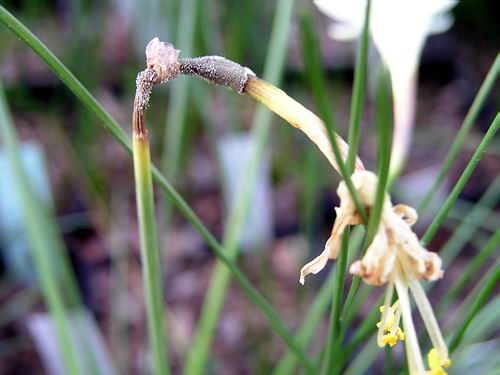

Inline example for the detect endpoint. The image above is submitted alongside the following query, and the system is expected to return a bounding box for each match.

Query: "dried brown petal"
[299,212,357,284]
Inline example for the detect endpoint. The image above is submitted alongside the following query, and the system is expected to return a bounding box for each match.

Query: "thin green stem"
[363,68,393,249]
[0,7,313,371]
[421,113,499,246]
[439,231,500,315]
[272,227,364,375]
[323,231,350,375]
[161,0,200,187]
[346,0,371,173]
[299,9,367,223]
[418,55,500,214]
[448,265,499,354]
[438,178,500,266]
[342,294,383,358]
[340,277,362,323]
[332,68,392,365]
[0,81,82,375]
[272,268,336,375]
[384,346,393,375]
[183,1,297,374]
[133,135,169,375]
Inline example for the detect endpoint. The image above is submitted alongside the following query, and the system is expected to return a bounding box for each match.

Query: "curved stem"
[133,82,170,375]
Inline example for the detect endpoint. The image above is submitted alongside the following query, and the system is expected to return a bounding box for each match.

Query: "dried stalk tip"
[133,68,158,137]
[135,69,157,115]
[145,37,180,83]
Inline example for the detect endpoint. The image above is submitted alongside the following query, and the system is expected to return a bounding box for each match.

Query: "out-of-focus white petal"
[429,13,455,35]
[314,0,365,24]
[315,0,457,177]
[327,23,362,42]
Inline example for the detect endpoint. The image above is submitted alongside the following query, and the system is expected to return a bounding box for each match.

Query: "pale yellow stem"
[245,77,365,175]
[377,280,395,347]
[394,272,425,374]
[408,276,449,362]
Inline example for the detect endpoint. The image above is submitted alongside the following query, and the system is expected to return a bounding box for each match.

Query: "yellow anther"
[382,334,398,347]
[385,314,395,330]
[378,303,397,332]
[428,348,451,375]
[396,327,405,340]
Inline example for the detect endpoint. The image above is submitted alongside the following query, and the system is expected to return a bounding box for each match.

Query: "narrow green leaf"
[272,268,336,375]
[439,178,500,266]
[133,137,169,375]
[448,264,499,354]
[450,298,499,348]
[332,66,392,368]
[346,0,371,173]
[299,9,367,223]
[0,81,82,375]
[363,67,393,249]
[418,55,500,214]
[440,231,499,314]
[421,113,500,246]
[0,7,313,371]
[344,335,380,375]
[183,1,303,374]
[342,294,383,358]
[323,231,350,375]
[272,226,364,375]
[161,0,200,185]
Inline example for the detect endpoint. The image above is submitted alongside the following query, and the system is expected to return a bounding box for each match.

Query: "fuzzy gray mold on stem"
[133,68,158,137]
[179,56,256,94]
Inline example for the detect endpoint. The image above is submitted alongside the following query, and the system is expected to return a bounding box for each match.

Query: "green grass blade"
[344,335,380,375]
[161,0,199,183]
[363,67,393,248]
[323,231,350,374]
[272,227,364,375]
[342,293,383,358]
[418,55,500,214]
[330,68,392,366]
[449,298,499,348]
[448,264,499,354]
[0,6,130,149]
[342,283,373,328]
[0,81,82,375]
[183,1,300,374]
[133,136,169,375]
[0,7,313,371]
[299,9,367,222]
[421,113,500,246]
[346,0,371,172]
[438,177,500,266]
[439,231,499,314]
[299,9,374,373]
[272,269,336,375]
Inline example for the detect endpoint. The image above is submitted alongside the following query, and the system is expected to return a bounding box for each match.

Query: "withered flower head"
[299,170,450,374]
[145,37,181,83]
[299,171,443,285]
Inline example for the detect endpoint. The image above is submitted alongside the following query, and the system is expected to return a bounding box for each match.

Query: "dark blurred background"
[0,0,498,374]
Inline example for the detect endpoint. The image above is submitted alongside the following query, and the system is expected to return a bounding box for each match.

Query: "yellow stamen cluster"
[428,348,451,375]
[377,304,405,348]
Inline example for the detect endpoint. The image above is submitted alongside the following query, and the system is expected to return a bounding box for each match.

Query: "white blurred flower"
[315,0,457,177]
